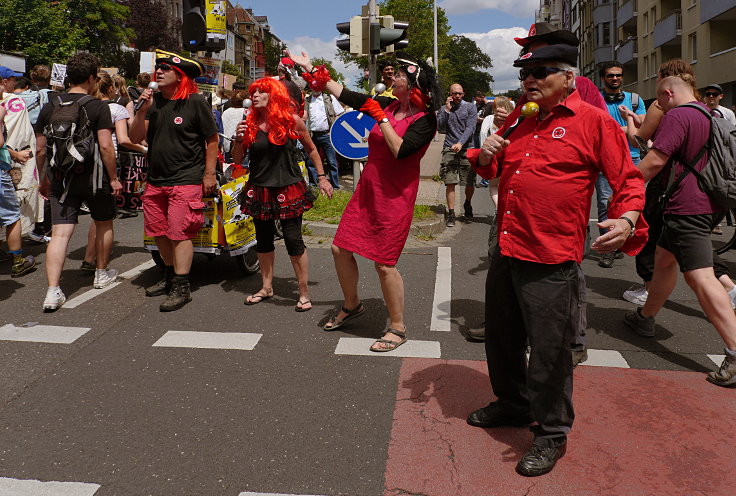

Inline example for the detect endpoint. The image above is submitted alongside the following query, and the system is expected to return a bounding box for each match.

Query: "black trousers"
[484,249,580,446]
[253,217,305,256]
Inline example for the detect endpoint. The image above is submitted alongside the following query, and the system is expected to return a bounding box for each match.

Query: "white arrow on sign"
[340,119,370,149]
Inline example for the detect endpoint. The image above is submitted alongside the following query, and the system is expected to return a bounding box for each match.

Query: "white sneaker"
[728,288,736,310]
[28,232,51,243]
[43,287,66,312]
[623,285,648,306]
[94,268,118,289]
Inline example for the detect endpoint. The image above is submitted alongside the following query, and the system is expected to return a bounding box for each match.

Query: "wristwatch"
[619,216,635,237]
[379,117,389,124]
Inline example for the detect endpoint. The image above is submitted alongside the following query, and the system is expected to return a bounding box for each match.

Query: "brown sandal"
[244,290,273,305]
[323,302,365,331]
[370,328,407,352]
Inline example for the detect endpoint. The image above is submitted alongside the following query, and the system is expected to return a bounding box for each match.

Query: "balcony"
[617,0,637,27]
[616,38,638,64]
[701,0,736,23]
[594,45,614,65]
[653,9,682,48]
[593,1,614,24]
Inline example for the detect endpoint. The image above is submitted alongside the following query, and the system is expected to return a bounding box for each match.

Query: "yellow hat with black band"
[155,50,204,79]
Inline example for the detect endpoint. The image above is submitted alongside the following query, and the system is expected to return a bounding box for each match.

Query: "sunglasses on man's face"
[519,66,565,81]
[605,73,623,79]
[705,92,721,97]
[155,63,174,72]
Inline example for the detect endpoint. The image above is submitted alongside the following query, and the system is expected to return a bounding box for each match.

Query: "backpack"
[663,103,736,209]
[44,95,102,201]
[631,92,640,112]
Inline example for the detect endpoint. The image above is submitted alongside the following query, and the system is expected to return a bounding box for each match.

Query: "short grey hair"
[548,62,578,89]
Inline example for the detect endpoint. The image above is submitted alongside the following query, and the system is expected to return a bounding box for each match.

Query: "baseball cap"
[704,83,724,94]
[0,66,23,79]
[513,44,579,67]
[514,23,580,47]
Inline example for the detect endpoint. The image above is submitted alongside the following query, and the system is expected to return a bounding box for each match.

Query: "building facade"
[538,0,736,104]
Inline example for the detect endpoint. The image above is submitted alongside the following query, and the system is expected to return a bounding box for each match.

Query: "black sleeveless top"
[248,130,303,187]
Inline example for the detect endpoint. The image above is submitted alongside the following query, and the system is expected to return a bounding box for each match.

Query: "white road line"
[430,246,452,332]
[152,330,262,350]
[0,324,91,344]
[64,260,157,309]
[334,338,441,358]
[580,349,630,368]
[0,477,100,495]
[707,354,725,366]
[238,493,324,496]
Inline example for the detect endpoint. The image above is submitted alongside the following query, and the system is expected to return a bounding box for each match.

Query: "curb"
[304,213,446,239]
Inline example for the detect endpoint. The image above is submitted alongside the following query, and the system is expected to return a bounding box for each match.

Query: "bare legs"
[331,244,406,349]
[155,236,193,274]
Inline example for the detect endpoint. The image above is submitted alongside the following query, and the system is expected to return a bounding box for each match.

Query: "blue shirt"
[437,100,477,149]
[603,91,646,159]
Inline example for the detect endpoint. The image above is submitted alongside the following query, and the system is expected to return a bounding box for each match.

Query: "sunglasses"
[605,73,623,79]
[451,91,463,95]
[705,92,721,97]
[155,63,174,72]
[519,66,565,81]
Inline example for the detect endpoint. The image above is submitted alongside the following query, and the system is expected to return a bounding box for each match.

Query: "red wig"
[243,78,299,147]
[170,66,199,100]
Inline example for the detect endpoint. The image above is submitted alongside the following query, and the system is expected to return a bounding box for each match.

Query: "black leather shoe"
[516,443,566,477]
[467,402,532,428]
[466,327,485,342]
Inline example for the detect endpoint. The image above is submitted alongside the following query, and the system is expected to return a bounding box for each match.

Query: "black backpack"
[675,103,736,208]
[44,94,98,175]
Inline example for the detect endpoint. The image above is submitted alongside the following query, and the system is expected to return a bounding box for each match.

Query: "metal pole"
[368,0,377,87]
[433,0,438,71]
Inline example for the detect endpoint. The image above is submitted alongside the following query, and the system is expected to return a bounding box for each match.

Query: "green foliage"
[66,0,133,65]
[264,33,286,76]
[304,190,434,224]
[0,0,87,68]
[443,35,493,95]
[222,60,241,77]
[497,88,523,101]
[312,58,345,85]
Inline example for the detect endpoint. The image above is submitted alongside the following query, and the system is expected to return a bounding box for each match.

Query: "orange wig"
[170,66,199,100]
[243,78,299,147]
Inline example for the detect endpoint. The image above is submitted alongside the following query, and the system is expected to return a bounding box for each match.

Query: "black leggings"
[253,217,305,256]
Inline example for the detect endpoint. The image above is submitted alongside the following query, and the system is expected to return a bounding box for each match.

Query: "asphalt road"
[1,190,734,496]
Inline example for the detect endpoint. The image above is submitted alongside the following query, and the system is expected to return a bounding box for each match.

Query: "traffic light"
[182,0,225,53]
[336,16,368,55]
[371,16,409,54]
[182,0,207,51]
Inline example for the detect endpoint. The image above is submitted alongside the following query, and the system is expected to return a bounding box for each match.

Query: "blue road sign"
[330,110,376,160]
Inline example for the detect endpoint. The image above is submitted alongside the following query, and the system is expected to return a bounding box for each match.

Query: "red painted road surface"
[384,359,736,496]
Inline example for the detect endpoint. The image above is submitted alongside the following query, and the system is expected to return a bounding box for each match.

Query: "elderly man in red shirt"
[465,43,647,477]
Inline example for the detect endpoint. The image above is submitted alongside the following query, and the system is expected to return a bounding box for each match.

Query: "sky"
[236,0,538,92]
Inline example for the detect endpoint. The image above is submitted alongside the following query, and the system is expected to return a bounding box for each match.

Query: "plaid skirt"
[241,180,315,220]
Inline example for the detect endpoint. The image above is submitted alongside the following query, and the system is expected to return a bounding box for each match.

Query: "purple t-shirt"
[653,101,724,215]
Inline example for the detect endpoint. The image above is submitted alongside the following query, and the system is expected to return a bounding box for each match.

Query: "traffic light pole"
[368,0,377,88]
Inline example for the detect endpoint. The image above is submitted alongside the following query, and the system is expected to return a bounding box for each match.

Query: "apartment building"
[537,0,736,104]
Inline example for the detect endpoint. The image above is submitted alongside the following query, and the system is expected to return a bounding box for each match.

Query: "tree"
[0,0,87,68]
[444,35,493,96]
[264,33,286,76]
[123,0,181,52]
[311,58,345,86]
[222,60,247,84]
[65,0,133,65]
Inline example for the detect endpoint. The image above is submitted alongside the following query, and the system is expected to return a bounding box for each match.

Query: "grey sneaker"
[446,213,456,227]
[598,251,615,268]
[43,287,66,312]
[624,309,655,337]
[10,255,36,278]
[93,268,118,289]
[707,352,736,387]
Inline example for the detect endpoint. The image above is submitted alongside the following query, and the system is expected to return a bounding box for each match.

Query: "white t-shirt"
[715,105,736,126]
[307,93,344,132]
[106,101,130,153]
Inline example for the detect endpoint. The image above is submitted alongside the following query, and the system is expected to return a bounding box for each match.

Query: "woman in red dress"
[231,78,332,311]
[289,52,439,351]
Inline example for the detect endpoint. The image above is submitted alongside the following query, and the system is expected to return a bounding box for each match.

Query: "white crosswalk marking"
[0,324,91,344]
[707,354,725,366]
[0,477,100,495]
[64,260,157,309]
[580,349,631,368]
[238,493,325,496]
[430,246,452,332]
[152,330,262,350]
[334,337,441,358]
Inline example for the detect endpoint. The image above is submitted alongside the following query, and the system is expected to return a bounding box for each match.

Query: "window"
[689,33,697,62]
[603,22,611,46]
[643,13,649,35]
[643,55,648,77]
[652,52,658,77]
[651,7,657,33]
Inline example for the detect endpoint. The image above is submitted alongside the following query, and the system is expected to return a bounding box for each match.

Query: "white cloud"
[462,27,527,93]
[440,0,538,16]
[283,36,363,90]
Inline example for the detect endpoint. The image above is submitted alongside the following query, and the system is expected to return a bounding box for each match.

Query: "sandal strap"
[340,302,364,315]
[383,328,406,339]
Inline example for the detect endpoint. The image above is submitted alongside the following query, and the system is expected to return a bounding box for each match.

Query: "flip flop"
[295,299,312,312]
[323,302,365,331]
[370,328,407,353]
[244,291,273,305]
